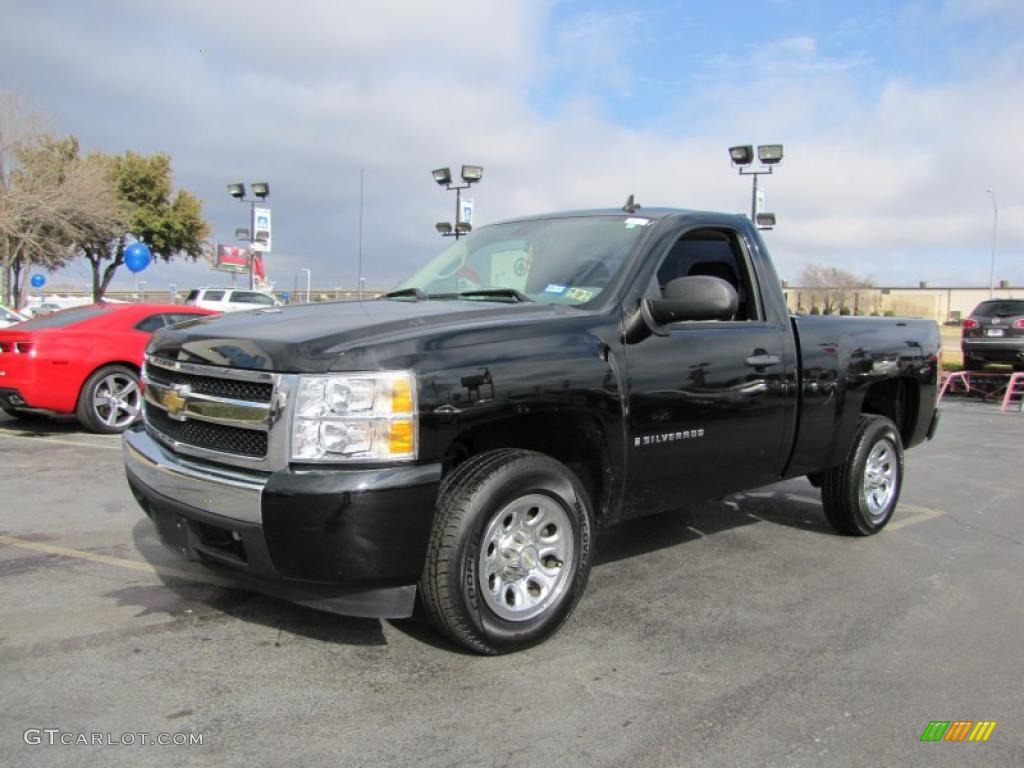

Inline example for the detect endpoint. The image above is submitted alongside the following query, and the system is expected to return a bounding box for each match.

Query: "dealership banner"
[215,244,250,273]
[252,207,272,252]
[459,198,474,225]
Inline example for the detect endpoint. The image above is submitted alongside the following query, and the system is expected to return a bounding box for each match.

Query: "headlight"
[291,372,417,462]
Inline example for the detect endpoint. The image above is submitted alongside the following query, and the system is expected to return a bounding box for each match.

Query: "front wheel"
[76,365,143,434]
[420,449,594,654]
[821,415,904,535]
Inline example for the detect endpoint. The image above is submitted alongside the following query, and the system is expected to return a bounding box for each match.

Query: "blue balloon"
[280,291,290,301]
[124,242,152,274]
[30,273,46,288]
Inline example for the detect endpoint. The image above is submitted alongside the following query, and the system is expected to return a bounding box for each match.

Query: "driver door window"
[654,228,760,321]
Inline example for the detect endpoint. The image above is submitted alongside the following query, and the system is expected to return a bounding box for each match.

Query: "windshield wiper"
[446,289,534,303]
[381,288,428,301]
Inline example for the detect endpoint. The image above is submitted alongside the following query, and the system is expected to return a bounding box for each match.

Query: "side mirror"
[624,276,738,343]
[651,276,738,323]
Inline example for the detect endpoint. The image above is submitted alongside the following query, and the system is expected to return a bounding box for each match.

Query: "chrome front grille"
[142,355,294,470]
[144,403,269,457]
[146,365,274,403]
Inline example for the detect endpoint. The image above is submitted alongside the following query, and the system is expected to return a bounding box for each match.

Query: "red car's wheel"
[76,365,143,434]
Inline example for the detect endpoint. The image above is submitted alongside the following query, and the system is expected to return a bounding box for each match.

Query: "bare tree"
[0,94,122,307]
[799,264,873,314]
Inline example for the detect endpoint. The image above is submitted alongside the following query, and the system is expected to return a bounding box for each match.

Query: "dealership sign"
[252,207,272,252]
[215,245,250,273]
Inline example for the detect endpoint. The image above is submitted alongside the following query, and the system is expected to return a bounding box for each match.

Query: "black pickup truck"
[124,206,940,653]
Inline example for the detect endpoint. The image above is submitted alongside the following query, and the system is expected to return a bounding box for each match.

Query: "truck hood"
[149,298,568,373]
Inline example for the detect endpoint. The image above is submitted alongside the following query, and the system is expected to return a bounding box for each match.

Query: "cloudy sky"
[2,0,1023,294]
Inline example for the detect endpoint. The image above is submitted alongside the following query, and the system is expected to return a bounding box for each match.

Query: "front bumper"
[123,426,442,618]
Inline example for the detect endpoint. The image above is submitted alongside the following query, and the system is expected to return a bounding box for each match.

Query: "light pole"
[728,145,783,226]
[986,188,998,298]
[169,283,177,304]
[300,268,311,303]
[136,279,147,302]
[227,182,271,290]
[432,165,483,240]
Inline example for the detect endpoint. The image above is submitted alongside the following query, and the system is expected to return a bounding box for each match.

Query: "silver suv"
[184,288,281,313]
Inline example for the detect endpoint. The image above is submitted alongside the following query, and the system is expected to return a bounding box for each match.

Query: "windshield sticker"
[624,217,650,229]
[565,287,595,302]
[544,284,568,295]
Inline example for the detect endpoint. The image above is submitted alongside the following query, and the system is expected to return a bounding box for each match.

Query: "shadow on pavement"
[128,519,387,647]
[123,480,839,652]
[0,412,94,436]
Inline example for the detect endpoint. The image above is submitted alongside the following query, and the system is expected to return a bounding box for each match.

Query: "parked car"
[961,298,1024,371]
[0,305,26,328]
[26,302,64,318]
[0,303,216,433]
[126,205,942,653]
[184,287,281,312]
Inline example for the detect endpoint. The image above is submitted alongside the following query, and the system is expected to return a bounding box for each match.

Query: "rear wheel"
[420,449,594,654]
[76,365,142,434]
[821,415,904,536]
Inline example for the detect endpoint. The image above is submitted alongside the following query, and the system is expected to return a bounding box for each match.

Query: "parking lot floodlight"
[729,145,754,166]
[755,212,777,229]
[251,182,270,199]
[461,165,483,183]
[435,222,453,235]
[432,168,452,186]
[757,144,784,165]
[235,228,250,240]
[227,183,246,199]
[455,222,472,235]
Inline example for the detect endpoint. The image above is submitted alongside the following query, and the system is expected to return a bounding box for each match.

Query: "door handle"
[746,354,782,367]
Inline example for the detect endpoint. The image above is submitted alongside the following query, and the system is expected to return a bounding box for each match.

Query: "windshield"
[396,215,653,305]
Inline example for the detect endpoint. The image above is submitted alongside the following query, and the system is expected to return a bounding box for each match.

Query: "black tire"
[420,449,594,654]
[75,364,143,434]
[821,415,904,536]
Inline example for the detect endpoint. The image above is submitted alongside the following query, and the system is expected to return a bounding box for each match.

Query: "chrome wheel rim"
[478,493,575,622]
[863,438,898,521]
[92,372,141,429]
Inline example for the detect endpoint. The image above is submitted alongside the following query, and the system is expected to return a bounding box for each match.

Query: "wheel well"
[860,377,919,445]
[443,413,612,520]
[78,361,140,398]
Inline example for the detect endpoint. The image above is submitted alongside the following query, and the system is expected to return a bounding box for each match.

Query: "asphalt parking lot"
[0,400,1021,768]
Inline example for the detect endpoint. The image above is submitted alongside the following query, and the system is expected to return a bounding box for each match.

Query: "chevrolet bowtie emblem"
[162,386,189,420]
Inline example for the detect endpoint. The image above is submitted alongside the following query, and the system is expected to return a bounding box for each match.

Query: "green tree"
[80,151,209,302]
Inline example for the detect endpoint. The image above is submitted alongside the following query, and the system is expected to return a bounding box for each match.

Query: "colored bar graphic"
[921,722,949,742]
[921,720,996,742]
[968,721,997,742]
[943,721,972,741]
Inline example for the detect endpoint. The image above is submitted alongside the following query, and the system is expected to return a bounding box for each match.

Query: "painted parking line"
[780,493,947,531]
[0,534,231,588]
[0,433,122,451]
[885,505,948,531]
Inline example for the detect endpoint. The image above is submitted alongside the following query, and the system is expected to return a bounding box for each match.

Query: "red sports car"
[0,303,216,433]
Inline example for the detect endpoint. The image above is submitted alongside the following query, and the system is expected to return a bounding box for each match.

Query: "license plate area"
[985,328,1005,337]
